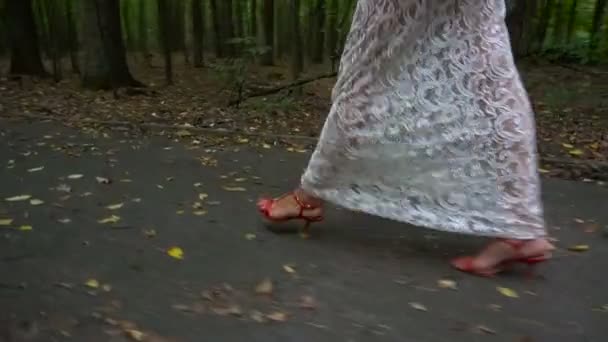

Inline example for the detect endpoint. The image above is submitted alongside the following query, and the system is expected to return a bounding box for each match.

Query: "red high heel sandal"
[257,192,323,237]
[450,239,551,278]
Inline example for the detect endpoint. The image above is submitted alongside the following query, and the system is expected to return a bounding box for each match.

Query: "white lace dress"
[301,0,546,239]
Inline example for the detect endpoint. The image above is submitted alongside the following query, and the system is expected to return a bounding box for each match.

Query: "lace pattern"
[301,0,546,238]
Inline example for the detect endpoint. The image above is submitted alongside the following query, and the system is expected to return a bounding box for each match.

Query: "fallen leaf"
[222,186,246,192]
[250,310,267,323]
[475,325,497,335]
[167,247,184,260]
[299,296,317,310]
[176,130,192,137]
[198,193,208,201]
[561,143,574,149]
[255,278,273,295]
[245,233,256,240]
[98,215,121,224]
[409,302,428,311]
[125,329,145,341]
[144,229,157,238]
[171,304,192,312]
[0,218,13,226]
[212,305,242,316]
[85,279,100,289]
[569,149,584,156]
[234,177,247,182]
[262,144,272,149]
[283,265,296,274]
[5,194,32,202]
[58,218,72,224]
[67,174,84,180]
[193,210,207,216]
[194,182,203,187]
[497,286,519,298]
[568,244,589,252]
[539,168,550,174]
[27,166,44,172]
[29,199,44,206]
[18,225,32,231]
[56,184,72,193]
[438,279,458,290]
[266,311,288,322]
[96,176,111,184]
[574,218,585,224]
[106,203,124,210]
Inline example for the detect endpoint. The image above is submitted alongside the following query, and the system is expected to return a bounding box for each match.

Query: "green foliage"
[213,36,271,102]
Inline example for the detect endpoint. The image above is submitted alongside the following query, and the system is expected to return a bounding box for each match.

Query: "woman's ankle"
[295,188,323,207]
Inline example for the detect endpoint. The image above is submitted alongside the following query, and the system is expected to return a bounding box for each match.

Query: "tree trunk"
[223,0,236,55]
[210,0,224,57]
[566,0,579,44]
[289,0,303,86]
[251,0,257,37]
[137,0,149,61]
[235,0,244,39]
[81,0,141,89]
[535,0,555,51]
[260,0,274,65]
[311,0,325,64]
[326,0,339,66]
[192,0,205,67]
[6,0,48,76]
[46,0,63,82]
[588,0,607,59]
[551,0,565,45]
[66,0,80,74]
[506,0,533,57]
[157,0,173,84]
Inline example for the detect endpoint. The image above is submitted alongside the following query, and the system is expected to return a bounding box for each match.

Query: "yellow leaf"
[0,219,13,226]
[237,138,249,144]
[561,143,574,149]
[143,229,157,238]
[568,244,589,252]
[283,265,296,274]
[18,225,32,231]
[569,149,584,156]
[30,199,44,206]
[85,279,100,289]
[27,166,44,172]
[409,302,428,311]
[193,210,207,216]
[262,143,272,149]
[266,311,288,322]
[167,246,184,260]
[176,130,192,137]
[176,210,185,215]
[438,279,458,290]
[98,215,121,224]
[255,278,273,295]
[539,168,550,174]
[234,177,247,182]
[198,193,208,200]
[5,194,32,202]
[67,174,84,179]
[496,286,519,298]
[125,329,145,341]
[106,203,124,210]
[222,186,246,192]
